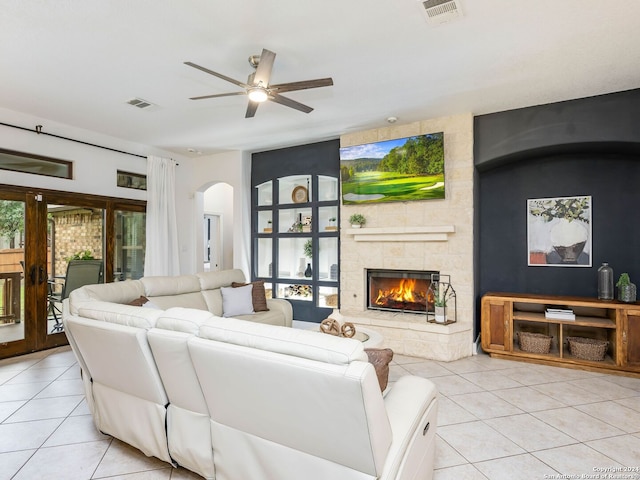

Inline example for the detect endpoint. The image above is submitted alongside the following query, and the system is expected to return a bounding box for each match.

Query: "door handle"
[29,265,37,285]
[38,266,46,284]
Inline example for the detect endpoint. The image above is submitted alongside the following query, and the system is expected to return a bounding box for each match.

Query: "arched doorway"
[198,182,234,272]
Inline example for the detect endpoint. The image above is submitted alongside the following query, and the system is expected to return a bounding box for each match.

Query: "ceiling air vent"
[419,0,462,25]
[126,98,155,110]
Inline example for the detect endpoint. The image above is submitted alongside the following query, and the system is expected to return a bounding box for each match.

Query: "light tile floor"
[1,346,640,479]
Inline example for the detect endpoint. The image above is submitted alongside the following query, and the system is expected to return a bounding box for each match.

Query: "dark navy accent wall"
[475,89,640,334]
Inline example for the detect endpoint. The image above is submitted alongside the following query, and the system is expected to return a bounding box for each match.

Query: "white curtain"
[144,155,180,276]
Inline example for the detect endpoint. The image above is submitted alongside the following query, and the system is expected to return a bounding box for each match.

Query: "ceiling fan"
[185,48,333,118]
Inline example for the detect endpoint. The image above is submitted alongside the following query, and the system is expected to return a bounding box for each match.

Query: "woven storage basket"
[325,294,338,307]
[566,336,608,361]
[518,332,552,354]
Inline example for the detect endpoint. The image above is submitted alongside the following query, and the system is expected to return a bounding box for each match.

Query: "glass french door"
[1,185,145,360]
[45,197,105,337]
[0,193,28,352]
[114,209,146,281]
[0,191,54,357]
[0,189,106,359]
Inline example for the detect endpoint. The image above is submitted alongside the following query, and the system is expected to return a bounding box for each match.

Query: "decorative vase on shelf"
[304,263,312,278]
[597,262,614,300]
[616,273,637,303]
[297,257,306,277]
[619,283,637,303]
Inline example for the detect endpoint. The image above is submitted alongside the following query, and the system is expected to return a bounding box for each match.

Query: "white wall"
[203,183,234,270]
[180,150,251,277]
[1,107,260,280]
[0,106,196,272]
[0,107,176,199]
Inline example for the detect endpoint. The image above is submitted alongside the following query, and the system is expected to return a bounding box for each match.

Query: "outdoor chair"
[48,259,103,332]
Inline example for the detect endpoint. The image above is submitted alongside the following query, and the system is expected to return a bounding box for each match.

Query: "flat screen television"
[339,132,444,204]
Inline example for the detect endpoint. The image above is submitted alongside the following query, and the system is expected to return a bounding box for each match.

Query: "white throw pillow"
[221,284,254,317]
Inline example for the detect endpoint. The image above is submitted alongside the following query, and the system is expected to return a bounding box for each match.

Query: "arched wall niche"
[474,88,640,334]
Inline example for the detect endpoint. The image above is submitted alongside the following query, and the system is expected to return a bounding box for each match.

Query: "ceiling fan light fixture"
[248,87,268,103]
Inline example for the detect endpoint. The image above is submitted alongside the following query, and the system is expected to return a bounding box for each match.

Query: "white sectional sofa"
[69,269,293,328]
[62,270,438,480]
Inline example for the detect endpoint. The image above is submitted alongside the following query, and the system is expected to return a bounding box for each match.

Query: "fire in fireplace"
[367,269,438,313]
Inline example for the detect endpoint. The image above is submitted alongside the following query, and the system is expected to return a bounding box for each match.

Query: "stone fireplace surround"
[337,113,474,361]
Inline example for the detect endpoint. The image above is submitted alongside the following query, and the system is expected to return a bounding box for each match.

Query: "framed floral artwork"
[527,195,592,267]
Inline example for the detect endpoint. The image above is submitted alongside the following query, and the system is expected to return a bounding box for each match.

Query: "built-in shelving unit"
[251,140,340,323]
[481,292,640,376]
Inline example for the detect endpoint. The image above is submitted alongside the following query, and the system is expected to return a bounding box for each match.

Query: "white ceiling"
[1,0,640,157]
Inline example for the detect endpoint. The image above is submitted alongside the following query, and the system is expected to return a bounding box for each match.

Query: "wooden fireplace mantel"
[345,225,455,242]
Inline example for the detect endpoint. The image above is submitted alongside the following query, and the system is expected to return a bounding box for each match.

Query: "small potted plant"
[264,219,272,233]
[616,273,637,303]
[326,216,337,231]
[349,213,366,228]
[65,249,95,262]
[434,285,448,323]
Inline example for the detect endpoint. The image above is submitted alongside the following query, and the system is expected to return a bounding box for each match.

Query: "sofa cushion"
[221,285,254,317]
[69,280,145,315]
[233,308,288,326]
[232,280,269,312]
[142,275,201,296]
[197,269,246,290]
[198,317,368,365]
[141,275,208,311]
[76,301,164,329]
[154,307,217,334]
[200,289,223,317]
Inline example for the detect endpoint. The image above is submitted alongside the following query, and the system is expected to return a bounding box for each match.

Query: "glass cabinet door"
[318,175,338,201]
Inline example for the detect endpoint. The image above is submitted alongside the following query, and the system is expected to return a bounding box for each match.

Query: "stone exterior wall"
[338,113,475,360]
[51,209,103,276]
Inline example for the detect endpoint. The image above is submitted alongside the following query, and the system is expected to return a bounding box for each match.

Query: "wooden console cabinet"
[481,292,640,376]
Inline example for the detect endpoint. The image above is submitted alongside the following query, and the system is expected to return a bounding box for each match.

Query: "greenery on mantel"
[349,213,366,226]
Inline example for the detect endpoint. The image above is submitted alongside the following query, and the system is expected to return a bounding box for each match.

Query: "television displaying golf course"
[339,132,445,204]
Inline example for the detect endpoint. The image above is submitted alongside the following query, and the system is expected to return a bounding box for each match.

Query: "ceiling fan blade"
[252,49,276,87]
[269,77,334,93]
[184,61,249,89]
[269,93,313,114]
[245,100,259,118]
[189,92,247,100]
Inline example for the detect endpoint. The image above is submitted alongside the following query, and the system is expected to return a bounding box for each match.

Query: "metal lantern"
[426,273,457,324]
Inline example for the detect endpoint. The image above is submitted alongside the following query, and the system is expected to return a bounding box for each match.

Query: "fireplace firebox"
[367,269,439,313]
